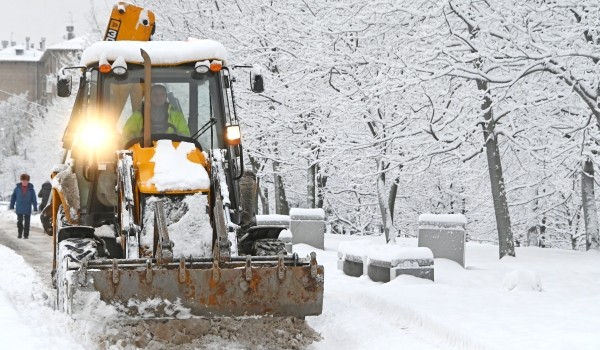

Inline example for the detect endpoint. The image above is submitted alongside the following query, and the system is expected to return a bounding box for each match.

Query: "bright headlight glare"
[225,124,241,146]
[79,123,110,150]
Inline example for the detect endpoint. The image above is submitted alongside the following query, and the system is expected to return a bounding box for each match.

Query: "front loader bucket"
[68,254,324,318]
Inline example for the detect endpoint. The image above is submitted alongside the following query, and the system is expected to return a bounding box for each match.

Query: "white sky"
[0,0,113,47]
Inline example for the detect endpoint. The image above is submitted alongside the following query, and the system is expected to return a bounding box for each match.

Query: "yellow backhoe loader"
[49,2,323,318]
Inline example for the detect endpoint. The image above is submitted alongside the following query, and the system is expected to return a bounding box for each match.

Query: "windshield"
[103,65,226,150]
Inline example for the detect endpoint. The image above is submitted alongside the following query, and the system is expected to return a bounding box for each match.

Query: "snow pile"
[279,229,293,243]
[123,297,192,319]
[337,239,373,262]
[0,245,90,349]
[99,316,321,349]
[148,140,210,191]
[212,150,230,205]
[502,269,543,292]
[51,165,80,220]
[369,245,433,267]
[80,39,228,66]
[338,240,433,266]
[94,224,116,238]
[141,194,213,258]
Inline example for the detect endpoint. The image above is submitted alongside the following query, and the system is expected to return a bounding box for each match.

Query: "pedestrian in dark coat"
[9,173,38,239]
[38,181,52,210]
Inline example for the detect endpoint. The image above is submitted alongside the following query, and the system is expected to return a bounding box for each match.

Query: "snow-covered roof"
[47,36,86,51]
[80,38,228,66]
[0,45,44,62]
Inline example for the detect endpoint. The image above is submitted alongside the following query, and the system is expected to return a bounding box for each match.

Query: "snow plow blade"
[70,254,324,318]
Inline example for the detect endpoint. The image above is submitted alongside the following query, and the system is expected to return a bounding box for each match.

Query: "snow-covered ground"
[1,203,599,349]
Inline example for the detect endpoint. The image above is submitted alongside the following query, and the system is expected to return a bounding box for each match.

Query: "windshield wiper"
[191,117,216,139]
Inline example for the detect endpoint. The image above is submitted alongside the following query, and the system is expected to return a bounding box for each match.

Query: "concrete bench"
[337,240,373,277]
[367,246,434,282]
[418,214,466,267]
[338,241,434,282]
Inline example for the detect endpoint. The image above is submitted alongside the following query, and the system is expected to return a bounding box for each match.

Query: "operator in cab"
[122,84,190,142]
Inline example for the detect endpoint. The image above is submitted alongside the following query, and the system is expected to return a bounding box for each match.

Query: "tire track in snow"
[306,245,497,350]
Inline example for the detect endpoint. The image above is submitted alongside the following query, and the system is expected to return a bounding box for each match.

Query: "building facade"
[0,27,83,106]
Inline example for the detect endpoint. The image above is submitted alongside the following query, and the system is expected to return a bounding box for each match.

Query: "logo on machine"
[105,19,121,41]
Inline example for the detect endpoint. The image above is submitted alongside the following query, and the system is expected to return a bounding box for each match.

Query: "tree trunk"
[581,158,600,250]
[259,186,269,215]
[388,177,399,222]
[273,160,290,215]
[308,160,316,208]
[377,159,396,244]
[248,154,269,214]
[316,172,328,209]
[478,80,515,258]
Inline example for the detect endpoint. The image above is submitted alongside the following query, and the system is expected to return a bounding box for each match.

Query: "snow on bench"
[337,241,434,282]
[337,240,374,277]
[368,245,434,282]
[256,214,291,227]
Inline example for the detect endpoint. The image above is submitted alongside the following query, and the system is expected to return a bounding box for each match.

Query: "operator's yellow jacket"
[122,104,190,141]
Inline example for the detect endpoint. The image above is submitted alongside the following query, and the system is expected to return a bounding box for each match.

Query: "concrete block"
[290,208,325,250]
[368,262,391,282]
[390,266,434,281]
[343,259,364,278]
[342,254,364,277]
[367,246,434,282]
[337,240,372,277]
[418,214,466,267]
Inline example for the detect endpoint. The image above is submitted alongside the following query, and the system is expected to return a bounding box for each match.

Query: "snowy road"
[0,219,53,287]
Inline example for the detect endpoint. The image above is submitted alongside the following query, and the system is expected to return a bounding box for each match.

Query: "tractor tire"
[59,238,99,262]
[55,204,69,232]
[55,238,98,313]
[252,238,287,256]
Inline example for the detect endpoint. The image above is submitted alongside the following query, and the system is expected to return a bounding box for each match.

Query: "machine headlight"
[111,56,128,76]
[224,124,241,146]
[195,60,210,74]
[78,122,112,150]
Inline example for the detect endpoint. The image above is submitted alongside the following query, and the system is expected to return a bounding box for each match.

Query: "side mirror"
[57,75,72,97]
[250,66,264,93]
